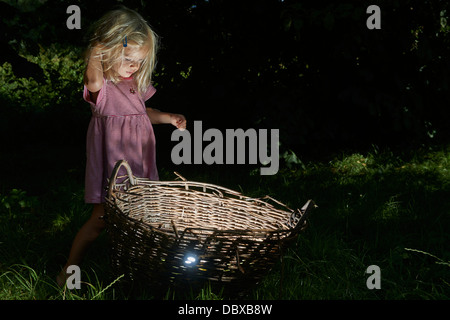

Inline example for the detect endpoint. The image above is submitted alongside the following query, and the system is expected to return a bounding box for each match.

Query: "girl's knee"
[92,203,105,215]
[90,203,106,231]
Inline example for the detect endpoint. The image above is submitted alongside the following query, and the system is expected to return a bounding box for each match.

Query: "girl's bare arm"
[146,108,186,129]
[84,45,104,99]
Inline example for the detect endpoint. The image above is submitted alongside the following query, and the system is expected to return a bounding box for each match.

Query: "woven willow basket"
[104,160,315,294]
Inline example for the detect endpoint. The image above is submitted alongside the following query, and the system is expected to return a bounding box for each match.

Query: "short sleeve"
[143,84,157,101]
[83,78,106,105]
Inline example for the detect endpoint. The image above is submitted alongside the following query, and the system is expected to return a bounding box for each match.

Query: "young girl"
[57,6,186,287]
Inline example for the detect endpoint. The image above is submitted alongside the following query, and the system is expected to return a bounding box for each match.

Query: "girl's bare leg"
[56,203,105,287]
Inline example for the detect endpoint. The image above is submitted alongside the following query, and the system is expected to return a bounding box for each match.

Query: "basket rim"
[105,160,315,236]
[105,194,315,239]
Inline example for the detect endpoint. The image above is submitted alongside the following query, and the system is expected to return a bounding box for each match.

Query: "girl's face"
[114,45,148,78]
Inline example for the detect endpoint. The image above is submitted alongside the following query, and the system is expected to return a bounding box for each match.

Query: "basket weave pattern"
[104,160,314,293]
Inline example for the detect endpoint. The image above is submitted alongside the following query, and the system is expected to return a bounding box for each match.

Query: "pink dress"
[83,76,159,203]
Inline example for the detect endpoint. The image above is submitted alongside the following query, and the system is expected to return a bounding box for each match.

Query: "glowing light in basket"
[183,254,198,267]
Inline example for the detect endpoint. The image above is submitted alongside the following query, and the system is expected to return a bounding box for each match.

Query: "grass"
[0,143,449,300]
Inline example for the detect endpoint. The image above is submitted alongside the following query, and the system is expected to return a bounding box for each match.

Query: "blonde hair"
[86,6,158,95]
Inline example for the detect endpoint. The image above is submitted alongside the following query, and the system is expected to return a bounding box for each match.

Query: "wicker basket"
[104,160,315,295]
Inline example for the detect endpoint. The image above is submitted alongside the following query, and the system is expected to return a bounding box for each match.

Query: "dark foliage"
[1,0,450,158]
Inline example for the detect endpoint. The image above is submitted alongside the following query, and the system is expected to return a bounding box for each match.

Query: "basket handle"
[297,199,317,228]
[107,160,137,198]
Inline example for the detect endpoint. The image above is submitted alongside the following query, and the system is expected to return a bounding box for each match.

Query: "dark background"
[0,0,449,300]
[1,0,450,180]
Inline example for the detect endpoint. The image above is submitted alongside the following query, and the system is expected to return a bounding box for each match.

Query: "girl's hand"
[170,114,187,130]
